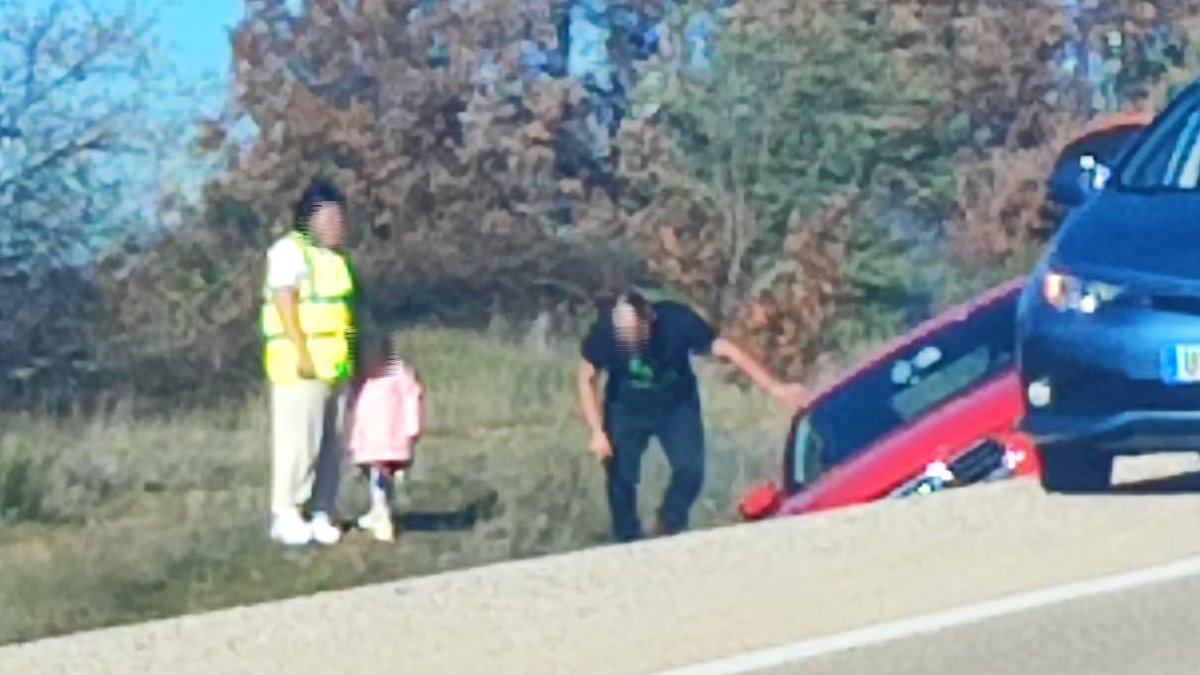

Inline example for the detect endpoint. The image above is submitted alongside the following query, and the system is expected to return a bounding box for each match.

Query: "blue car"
[1017,87,1200,492]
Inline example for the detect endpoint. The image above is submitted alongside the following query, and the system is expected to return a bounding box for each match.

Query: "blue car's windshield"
[787,290,1018,491]
[1116,93,1200,191]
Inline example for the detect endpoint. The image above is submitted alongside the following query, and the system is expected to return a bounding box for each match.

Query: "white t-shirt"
[267,236,307,289]
[266,236,309,291]
[266,234,350,303]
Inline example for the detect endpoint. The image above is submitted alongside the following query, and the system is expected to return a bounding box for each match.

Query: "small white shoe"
[355,507,382,531]
[270,510,312,546]
[356,506,395,542]
[310,511,342,546]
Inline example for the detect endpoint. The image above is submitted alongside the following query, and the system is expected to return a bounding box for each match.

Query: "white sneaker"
[356,506,395,542]
[270,510,312,546]
[310,511,342,546]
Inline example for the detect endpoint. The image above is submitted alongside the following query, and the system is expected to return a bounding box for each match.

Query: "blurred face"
[310,201,345,248]
[612,301,649,353]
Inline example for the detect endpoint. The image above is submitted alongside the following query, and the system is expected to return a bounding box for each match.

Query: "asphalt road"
[3,456,1200,675]
[767,573,1200,675]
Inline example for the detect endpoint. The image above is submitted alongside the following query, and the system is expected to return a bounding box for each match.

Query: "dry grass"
[0,328,791,645]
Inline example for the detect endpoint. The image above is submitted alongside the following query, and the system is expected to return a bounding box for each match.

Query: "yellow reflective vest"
[260,231,356,385]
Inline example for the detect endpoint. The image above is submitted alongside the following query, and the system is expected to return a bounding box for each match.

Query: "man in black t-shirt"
[577,292,809,542]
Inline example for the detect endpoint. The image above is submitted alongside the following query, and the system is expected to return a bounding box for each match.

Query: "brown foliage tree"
[91,193,265,399]
[943,0,1200,272]
[204,0,635,321]
[613,0,1200,381]
[85,0,1200,402]
[723,190,856,381]
[616,0,978,380]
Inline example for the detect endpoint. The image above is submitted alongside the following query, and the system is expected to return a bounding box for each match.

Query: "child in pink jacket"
[345,335,424,542]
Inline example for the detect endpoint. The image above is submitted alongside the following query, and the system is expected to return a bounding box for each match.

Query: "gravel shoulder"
[5,463,1200,675]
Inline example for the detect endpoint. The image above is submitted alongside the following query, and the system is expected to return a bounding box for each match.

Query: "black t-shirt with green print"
[581,301,717,409]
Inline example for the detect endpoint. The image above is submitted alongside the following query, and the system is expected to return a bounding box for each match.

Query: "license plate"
[1162,345,1200,384]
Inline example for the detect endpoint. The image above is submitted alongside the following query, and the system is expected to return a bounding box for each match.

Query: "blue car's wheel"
[1037,442,1112,494]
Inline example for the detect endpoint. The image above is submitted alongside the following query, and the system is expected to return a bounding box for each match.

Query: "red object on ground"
[739,481,783,521]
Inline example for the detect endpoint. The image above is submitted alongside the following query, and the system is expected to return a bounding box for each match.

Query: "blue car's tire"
[1037,442,1112,494]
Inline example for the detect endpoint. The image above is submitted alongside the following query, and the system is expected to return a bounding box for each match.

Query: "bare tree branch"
[24,0,66,108]
[10,13,157,124]
[0,109,127,192]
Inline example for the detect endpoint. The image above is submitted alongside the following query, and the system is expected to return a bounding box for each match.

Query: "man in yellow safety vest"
[260,179,357,546]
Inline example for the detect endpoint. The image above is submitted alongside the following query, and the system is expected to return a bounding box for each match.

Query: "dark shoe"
[613,524,644,543]
[653,518,683,538]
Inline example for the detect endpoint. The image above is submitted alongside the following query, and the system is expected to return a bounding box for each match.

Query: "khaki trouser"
[270,380,346,516]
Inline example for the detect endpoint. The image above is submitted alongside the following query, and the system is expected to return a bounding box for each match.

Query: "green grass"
[0,328,792,645]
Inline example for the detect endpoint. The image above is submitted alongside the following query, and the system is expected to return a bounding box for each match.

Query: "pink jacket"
[347,361,424,466]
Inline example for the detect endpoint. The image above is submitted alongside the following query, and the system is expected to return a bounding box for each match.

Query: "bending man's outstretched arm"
[710,337,811,411]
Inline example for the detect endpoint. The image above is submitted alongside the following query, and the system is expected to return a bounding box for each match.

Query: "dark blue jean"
[603,395,706,543]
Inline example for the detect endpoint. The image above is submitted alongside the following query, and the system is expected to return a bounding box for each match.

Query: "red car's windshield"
[787,289,1019,491]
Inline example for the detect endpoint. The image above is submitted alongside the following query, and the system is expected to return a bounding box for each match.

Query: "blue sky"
[152,0,245,82]
[83,0,249,84]
[85,1,273,199]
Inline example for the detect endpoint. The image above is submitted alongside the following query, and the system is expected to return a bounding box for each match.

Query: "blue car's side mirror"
[1079,154,1111,191]
[1048,153,1110,210]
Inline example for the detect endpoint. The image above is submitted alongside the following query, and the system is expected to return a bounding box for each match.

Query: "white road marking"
[653,555,1200,675]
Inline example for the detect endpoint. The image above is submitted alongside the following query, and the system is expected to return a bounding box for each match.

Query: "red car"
[740,277,1040,521]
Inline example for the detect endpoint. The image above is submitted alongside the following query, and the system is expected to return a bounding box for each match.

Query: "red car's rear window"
[787,287,1020,490]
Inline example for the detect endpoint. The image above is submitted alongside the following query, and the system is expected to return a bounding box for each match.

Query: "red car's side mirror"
[739,481,782,521]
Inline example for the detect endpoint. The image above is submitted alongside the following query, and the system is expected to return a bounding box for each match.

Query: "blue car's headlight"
[1042,271,1124,313]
